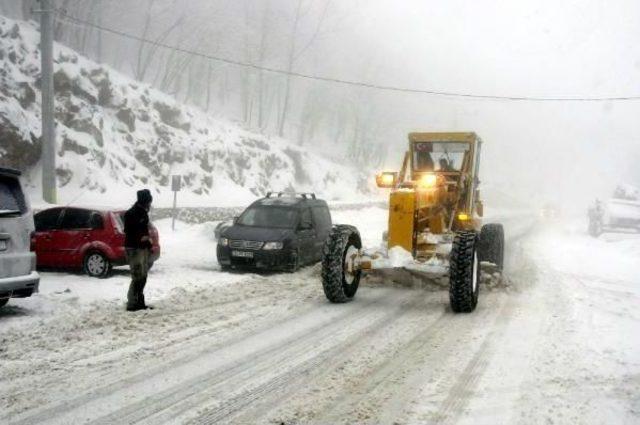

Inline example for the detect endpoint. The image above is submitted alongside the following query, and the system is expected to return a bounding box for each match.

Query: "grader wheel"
[479,223,505,270]
[321,225,362,303]
[449,231,480,313]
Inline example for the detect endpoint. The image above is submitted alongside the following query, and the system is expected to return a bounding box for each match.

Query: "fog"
[2,0,638,208]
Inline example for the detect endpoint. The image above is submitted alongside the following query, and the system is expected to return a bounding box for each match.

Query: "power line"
[54,9,640,102]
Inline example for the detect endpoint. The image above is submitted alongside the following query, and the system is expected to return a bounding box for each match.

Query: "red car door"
[56,208,94,268]
[34,208,64,267]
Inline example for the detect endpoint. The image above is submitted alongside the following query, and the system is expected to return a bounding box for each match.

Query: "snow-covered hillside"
[0,16,371,207]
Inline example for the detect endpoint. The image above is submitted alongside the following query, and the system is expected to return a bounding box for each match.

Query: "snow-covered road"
[1,207,639,424]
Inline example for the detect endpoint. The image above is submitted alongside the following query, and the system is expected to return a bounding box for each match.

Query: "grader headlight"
[418,173,437,188]
[376,172,397,188]
[457,212,470,221]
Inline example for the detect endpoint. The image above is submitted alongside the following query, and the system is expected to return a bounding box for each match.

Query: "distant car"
[0,167,39,308]
[33,207,161,277]
[540,203,560,219]
[217,192,332,272]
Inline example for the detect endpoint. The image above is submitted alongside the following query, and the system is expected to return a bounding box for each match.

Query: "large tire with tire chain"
[478,223,505,270]
[321,225,362,303]
[449,231,480,313]
[83,251,112,278]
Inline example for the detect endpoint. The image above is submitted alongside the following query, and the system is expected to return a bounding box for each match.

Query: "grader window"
[413,142,470,172]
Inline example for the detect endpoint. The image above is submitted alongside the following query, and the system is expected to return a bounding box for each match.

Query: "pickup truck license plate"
[231,250,253,258]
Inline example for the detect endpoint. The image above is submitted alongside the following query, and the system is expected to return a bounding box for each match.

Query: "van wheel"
[84,252,112,278]
[287,249,300,273]
[0,299,8,308]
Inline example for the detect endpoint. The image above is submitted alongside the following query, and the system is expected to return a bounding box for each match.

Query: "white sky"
[326,0,640,207]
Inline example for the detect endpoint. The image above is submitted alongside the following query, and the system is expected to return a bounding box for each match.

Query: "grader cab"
[321,132,505,312]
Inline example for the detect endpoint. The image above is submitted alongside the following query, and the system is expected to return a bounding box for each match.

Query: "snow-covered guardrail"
[150,201,388,224]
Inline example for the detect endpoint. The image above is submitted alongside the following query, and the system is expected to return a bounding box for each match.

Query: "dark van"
[217,193,332,272]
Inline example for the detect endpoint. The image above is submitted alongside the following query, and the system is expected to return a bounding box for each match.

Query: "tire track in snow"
[4,282,316,417]
[8,282,353,425]
[433,296,513,424]
[184,293,428,425]
[82,289,414,425]
[309,298,496,425]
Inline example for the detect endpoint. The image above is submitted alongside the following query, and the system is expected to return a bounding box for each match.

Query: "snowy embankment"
[0,16,372,208]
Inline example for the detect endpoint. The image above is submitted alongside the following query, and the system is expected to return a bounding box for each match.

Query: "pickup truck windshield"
[237,206,298,229]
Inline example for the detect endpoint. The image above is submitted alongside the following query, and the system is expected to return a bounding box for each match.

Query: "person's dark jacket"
[124,203,151,249]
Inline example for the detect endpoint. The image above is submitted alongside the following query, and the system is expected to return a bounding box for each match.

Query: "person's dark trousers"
[127,248,149,310]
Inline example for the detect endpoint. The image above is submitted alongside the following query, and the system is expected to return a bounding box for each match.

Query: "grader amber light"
[376,172,397,188]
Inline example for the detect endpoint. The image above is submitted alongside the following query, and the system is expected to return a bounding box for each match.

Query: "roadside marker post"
[171,175,181,231]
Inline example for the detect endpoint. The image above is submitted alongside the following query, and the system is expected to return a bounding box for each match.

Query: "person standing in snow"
[124,189,154,311]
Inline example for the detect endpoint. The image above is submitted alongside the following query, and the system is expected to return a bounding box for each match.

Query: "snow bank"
[0,16,372,209]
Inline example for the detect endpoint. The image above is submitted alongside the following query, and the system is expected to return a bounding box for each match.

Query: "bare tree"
[277,0,331,137]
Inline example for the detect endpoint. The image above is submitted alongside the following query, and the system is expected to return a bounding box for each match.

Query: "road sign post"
[171,175,181,231]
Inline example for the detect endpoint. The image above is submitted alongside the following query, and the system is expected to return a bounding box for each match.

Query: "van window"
[0,175,26,215]
[35,209,63,231]
[60,209,92,230]
[312,206,332,230]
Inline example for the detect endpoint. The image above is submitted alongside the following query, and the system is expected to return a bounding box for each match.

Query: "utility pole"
[39,0,57,203]
[96,0,103,63]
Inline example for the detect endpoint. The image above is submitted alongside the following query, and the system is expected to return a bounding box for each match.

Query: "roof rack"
[266,192,316,200]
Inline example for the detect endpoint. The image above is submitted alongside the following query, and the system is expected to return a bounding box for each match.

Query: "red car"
[33,207,160,277]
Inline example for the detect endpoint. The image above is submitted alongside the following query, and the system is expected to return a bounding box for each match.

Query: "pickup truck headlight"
[263,241,283,250]
[219,237,229,246]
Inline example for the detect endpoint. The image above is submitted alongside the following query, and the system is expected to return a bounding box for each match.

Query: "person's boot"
[126,304,142,312]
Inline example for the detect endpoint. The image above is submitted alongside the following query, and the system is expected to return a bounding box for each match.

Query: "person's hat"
[137,189,153,205]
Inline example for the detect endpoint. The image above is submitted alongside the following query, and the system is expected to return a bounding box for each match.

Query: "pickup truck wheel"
[0,298,8,308]
[84,252,112,278]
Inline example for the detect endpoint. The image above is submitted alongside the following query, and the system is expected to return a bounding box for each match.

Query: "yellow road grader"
[321,132,504,312]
